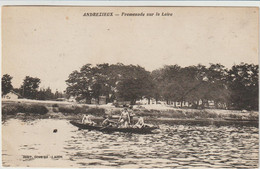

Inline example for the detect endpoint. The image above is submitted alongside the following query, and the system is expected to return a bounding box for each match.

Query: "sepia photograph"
[1,6,259,168]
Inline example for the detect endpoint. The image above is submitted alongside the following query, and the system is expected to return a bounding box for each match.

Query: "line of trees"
[1,75,64,100]
[66,63,258,110]
[2,62,258,110]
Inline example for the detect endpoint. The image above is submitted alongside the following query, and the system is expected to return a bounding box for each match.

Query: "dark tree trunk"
[214,101,217,109]
[131,99,136,105]
[201,99,205,109]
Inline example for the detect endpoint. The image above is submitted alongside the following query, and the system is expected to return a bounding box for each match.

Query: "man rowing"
[102,115,117,127]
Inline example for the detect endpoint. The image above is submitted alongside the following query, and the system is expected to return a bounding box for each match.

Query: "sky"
[2,6,258,92]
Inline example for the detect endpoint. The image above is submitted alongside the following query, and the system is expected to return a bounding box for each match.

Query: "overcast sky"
[2,7,258,92]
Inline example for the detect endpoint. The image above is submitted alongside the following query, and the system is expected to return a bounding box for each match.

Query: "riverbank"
[2,99,259,122]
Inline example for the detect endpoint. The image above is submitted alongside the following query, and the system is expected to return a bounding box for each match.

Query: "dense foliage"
[66,63,258,110]
[2,74,13,96]
[20,76,41,99]
[58,106,105,116]
[37,87,64,100]
[2,103,48,115]
[227,64,258,110]
[2,62,258,111]
[66,63,153,104]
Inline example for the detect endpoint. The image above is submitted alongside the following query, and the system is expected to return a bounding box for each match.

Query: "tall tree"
[205,64,230,108]
[66,64,104,103]
[20,76,41,99]
[2,74,13,96]
[151,69,164,103]
[66,70,92,103]
[227,63,258,110]
[160,65,183,104]
[91,63,113,101]
[116,64,154,104]
[66,63,154,104]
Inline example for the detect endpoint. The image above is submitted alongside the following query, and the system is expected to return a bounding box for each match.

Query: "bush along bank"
[2,102,105,118]
[2,101,258,121]
[2,103,49,115]
[133,108,258,121]
[57,105,105,117]
[133,109,219,119]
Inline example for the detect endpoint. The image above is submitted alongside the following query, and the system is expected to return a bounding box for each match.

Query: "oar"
[100,126,109,131]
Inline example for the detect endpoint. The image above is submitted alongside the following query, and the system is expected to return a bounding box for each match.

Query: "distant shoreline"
[2,99,259,123]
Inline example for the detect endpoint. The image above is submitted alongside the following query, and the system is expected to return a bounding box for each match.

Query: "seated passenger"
[134,117,145,128]
[82,114,96,125]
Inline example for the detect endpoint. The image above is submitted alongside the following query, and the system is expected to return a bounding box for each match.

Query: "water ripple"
[2,118,259,168]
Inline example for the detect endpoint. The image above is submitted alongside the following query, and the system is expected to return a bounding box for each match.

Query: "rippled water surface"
[2,118,259,168]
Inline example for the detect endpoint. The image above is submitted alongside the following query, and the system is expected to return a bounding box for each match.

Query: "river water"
[2,118,259,168]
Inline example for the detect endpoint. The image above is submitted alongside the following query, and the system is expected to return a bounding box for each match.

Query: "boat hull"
[70,121,158,134]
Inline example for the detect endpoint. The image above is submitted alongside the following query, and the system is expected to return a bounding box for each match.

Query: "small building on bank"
[136,98,157,105]
[3,90,21,100]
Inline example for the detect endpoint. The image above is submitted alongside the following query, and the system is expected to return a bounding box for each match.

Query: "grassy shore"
[1,99,259,122]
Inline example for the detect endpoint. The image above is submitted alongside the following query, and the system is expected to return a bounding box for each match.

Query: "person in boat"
[82,114,96,125]
[128,106,135,124]
[134,117,145,128]
[118,107,131,127]
[102,115,117,127]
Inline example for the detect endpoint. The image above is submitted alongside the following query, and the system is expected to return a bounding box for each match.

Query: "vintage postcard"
[1,6,259,168]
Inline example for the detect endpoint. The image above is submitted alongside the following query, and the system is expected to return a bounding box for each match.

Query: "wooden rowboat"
[70,121,158,134]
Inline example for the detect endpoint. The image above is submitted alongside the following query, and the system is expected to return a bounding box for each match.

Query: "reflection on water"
[2,118,259,168]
